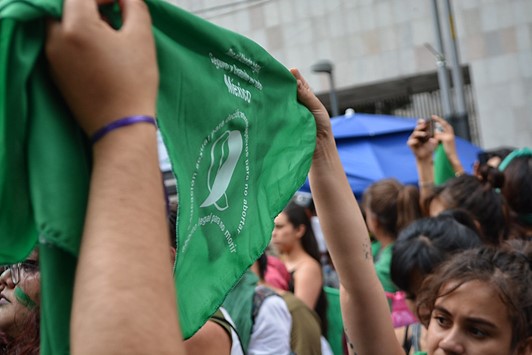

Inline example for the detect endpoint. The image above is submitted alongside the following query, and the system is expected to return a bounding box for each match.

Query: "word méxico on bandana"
[224,74,252,103]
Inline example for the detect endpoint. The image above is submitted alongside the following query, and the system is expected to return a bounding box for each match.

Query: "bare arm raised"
[46,0,184,353]
[291,69,404,355]
[407,119,438,210]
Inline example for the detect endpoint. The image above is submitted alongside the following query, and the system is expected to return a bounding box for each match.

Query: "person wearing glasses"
[0,250,40,354]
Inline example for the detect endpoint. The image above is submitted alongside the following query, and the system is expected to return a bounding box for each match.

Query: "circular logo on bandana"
[183,111,250,258]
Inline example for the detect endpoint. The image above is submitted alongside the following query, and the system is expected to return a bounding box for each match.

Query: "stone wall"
[173,0,532,148]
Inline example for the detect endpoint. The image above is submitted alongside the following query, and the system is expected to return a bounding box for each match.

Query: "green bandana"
[498,147,532,224]
[498,147,532,171]
[14,286,37,310]
[434,143,456,186]
[1,0,315,353]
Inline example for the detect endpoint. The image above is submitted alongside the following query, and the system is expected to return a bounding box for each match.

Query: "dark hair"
[477,147,515,165]
[478,164,506,189]
[437,208,482,236]
[256,253,268,280]
[429,173,509,245]
[282,201,328,336]
[168,202,178,249]
[283,201,320,263]
[0,305,40,355]
[363,179,422,237]
[391,213,481,295]
[0,250,40,355]
[416,244,532,350]
[502,155,532,232]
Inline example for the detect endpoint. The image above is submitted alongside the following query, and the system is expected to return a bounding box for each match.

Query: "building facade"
[172,0,532,149]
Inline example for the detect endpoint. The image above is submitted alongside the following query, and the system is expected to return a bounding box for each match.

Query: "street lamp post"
[311,60,339,117]
[428,0,453,119]
[440,0,471,141]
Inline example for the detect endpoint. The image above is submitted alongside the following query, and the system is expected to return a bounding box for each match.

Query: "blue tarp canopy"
[300,113,481,197]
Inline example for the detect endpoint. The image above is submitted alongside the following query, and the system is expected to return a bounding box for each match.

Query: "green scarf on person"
[433,144,455,186]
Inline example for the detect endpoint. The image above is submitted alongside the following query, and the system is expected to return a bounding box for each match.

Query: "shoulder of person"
[296,258,322,280]
[252,285,283,321]
[297,257,321,273]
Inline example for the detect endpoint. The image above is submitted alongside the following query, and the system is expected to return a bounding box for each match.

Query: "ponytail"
[396,185,422,233]
[478,164,505,190]
[363,179,422,237]
[428,175,509,245]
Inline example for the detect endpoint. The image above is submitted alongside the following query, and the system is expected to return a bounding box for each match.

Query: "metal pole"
[440,0,471,140]
[311,60,339,118]
[429,0,453,119]
[328,73,339,117]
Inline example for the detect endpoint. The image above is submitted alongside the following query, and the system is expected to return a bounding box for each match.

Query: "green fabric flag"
[0,0,316,353]
[324,286,344,355]
[433,143,455,186]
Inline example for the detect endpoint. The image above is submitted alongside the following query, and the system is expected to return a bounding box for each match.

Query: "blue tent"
[300,113,481,197]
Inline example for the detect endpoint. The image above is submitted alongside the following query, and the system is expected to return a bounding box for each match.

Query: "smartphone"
[419,118,434,143]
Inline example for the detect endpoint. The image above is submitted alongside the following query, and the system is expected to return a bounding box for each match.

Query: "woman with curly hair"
[0,250,39,355]
[415,243,532,355]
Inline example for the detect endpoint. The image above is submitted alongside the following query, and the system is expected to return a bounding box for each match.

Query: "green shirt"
[371,241,398,293]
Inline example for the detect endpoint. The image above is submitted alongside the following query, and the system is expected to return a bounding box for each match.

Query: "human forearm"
[70,126,183,354]
[310,135,404,355]
[415,156,434,207]
[407,119,438,209]
[432,115,464,175]
[46,0,185,353]
[341,287,404,355]
[309,136,373,292]
[293,66,380,294]
[447,153,464,175]
[292,67,403,355]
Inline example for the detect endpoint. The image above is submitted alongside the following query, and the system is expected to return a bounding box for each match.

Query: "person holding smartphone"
[407,115,465,210]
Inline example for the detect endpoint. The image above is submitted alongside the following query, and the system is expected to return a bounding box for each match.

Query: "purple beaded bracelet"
[91,115,157,144]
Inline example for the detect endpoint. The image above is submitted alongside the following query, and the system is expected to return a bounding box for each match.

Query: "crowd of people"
[1,0,531,354]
